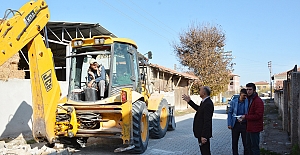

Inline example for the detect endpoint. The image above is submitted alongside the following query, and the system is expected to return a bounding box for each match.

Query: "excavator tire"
[149,99,169,139]
[130,100,149,154]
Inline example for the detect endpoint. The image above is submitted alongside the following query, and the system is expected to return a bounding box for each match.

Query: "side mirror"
[147,51,152,59]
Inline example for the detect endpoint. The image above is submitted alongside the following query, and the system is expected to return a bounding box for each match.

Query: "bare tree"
[173,23,233,96]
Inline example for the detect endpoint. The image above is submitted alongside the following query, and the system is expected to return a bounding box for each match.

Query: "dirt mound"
[0,53,25,81]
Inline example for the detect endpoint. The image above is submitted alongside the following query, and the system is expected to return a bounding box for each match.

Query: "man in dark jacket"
[241,83,264,155]
[182,86,214,155]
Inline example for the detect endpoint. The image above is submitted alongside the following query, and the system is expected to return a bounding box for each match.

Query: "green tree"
[173,23,233,96]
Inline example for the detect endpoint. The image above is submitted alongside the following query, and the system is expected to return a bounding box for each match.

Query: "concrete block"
[18,144,31,151]
[54,143,64,149]
[5,143,13,149]
[8,133,27,145]
[29,146,39,155]
[0,141,5,149]
[7,149,28,155]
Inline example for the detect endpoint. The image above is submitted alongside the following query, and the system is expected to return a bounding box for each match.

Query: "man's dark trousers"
[198,138,211,155]
[246,132,260,155]
[232,122,248,155]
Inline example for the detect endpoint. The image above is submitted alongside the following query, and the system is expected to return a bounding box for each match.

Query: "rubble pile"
[0,135,73,155]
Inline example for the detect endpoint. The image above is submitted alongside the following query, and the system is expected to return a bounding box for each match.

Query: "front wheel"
[130,100,149,154]
[149,99,169,139]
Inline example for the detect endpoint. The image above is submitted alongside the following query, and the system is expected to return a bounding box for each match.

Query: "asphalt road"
[74,105,244,155]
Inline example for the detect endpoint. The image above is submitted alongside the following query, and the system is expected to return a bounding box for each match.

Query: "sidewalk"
[261,100,291,154]
[176,105,244,155]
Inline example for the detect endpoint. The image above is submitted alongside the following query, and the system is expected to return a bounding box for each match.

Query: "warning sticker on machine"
[42,69,52,92]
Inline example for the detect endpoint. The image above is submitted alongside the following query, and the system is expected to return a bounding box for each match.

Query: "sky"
[1,0,300,86]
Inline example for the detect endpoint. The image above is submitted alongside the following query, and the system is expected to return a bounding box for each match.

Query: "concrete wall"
[160,91,175,106]
[277,72,300,146]
[290,73,300,144]
[0,79,69,138]
[274,89,287,131]
[282,80,289,132]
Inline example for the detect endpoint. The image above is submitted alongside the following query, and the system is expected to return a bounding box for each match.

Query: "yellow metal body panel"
[71,35,138,48]
[101,113,122,129]
[141,84,150,104]
[0,0,50,65]
[131,91,144,103]
[27,34,61,142]
[120,88,133,144]
[65,91,142,106]
[147,93,164,111]
[66,93,121,105]
[56,106,78,137]
[58,96,67,104]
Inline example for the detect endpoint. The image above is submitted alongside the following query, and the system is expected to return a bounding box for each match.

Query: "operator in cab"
[87,58,106,100]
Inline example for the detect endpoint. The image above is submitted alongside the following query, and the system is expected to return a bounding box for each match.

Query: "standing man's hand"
[182,94,191,102]
[201,137,207,144]
[228,126,232,129]
[241,115,246,120]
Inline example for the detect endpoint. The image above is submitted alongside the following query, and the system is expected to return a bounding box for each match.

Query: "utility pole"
[268,61,272,99]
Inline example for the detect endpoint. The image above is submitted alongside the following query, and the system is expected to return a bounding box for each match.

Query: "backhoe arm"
[0,0,49,65]
[0,0,61,143]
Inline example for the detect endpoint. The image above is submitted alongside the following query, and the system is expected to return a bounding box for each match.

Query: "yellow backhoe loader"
[0,0,176,153]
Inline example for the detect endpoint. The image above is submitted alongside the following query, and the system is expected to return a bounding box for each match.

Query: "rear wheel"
[149,99,169,139]
[130,101,149,154]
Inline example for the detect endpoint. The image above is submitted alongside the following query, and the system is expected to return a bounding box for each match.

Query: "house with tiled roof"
[254,81,269,92]
[140,63,198,110]
[272,67,300,90]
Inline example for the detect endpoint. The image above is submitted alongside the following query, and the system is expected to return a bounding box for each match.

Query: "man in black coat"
[182,86,214,155]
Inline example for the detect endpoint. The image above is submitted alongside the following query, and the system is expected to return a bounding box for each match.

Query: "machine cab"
[68,36,141,102]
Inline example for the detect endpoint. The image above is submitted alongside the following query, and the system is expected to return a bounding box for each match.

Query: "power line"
[236,57,291,67]
[98,0,170,41]
[128,0,178,35]
[116,0,177,36]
